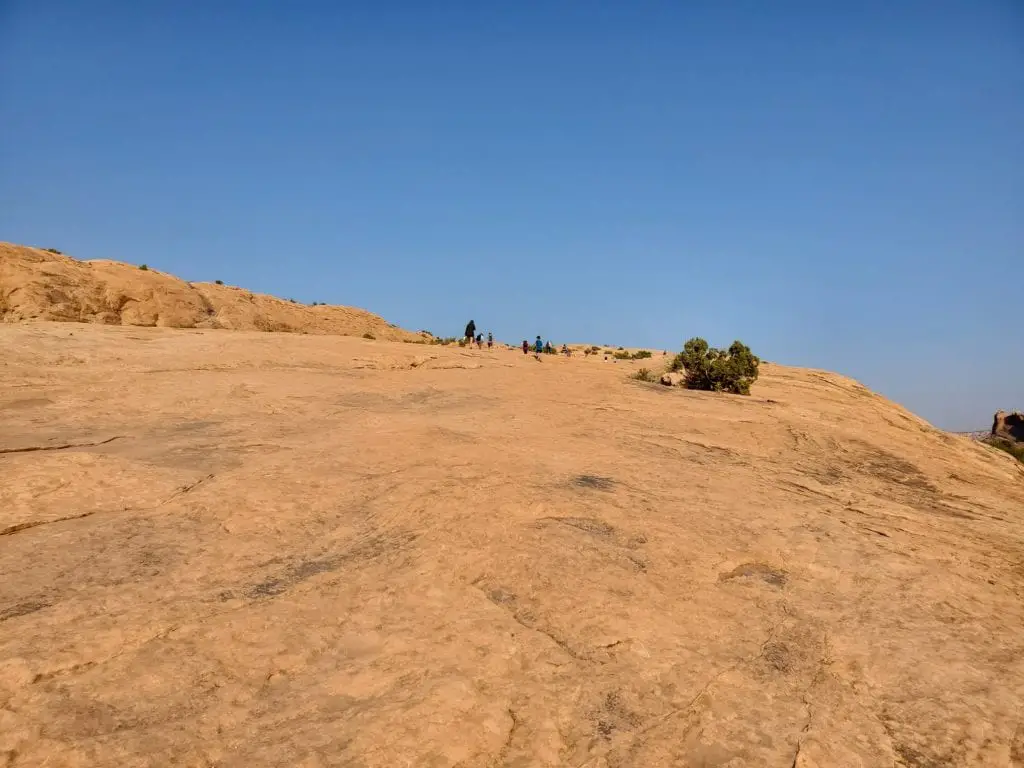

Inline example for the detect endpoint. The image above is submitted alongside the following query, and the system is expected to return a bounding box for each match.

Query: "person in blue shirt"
[535,336,543,357]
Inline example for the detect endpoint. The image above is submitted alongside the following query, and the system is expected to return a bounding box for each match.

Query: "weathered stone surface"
[0,242,423,341]
[1,323,1022,767]
[660,371,685,386]
[992,410,1024,442]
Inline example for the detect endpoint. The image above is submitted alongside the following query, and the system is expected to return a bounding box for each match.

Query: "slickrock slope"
[1,323,1023,767]
[0,242,424,342]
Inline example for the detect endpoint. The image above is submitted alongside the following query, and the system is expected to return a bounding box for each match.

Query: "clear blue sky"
[1,1,1021,429]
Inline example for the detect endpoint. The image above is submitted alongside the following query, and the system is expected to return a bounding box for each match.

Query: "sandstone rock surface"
[2,323,1023,767]
[0,242,424,342]
[660,371,684,387]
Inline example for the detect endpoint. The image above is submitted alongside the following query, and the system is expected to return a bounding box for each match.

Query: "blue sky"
[1,1,1020,429]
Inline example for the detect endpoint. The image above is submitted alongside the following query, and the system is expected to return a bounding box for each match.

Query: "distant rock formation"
[991,411,1024,442]
[0,242,426,342]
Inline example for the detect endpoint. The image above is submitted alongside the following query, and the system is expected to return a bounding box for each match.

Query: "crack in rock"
[1,511,97,536]
[476,584,596,663]
[159,473,215,505]
[493,708,520,764]
[2,471,216,537]
[508,610,593,662]
[0,436,124,455]
[636,615,789,741]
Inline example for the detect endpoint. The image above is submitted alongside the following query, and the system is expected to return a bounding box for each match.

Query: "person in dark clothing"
[464,320,476,345]
[522,340,529,355]
[487,332,493,349]
[535,336,543,358]
[476,333,483,349]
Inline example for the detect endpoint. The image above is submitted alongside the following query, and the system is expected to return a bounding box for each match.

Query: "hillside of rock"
[0,242,424,341]
[2,323,1023,767]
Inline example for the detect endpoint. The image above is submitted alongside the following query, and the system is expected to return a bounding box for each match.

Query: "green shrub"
[631,367,655,382]
[43,247,62,254]
[362,332,375,340]
[139,264,149,271]
[987,438,1024,463]
[670,338,760,395]
[215,279,224,285]
[613,350,631,360]
[631,349,652,360]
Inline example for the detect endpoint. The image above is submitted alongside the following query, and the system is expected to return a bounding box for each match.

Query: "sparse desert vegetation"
[988,438,1024,463]
[631,367,655,382]
[670,337,760,395]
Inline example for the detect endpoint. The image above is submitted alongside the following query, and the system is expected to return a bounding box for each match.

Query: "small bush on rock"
[670,338,760,395]
[215,279,224,285]
[631,367,655,382]
[363,332,375,340]
[139,264,149,271]
[631,349,653,360]
[987,438,1024,463]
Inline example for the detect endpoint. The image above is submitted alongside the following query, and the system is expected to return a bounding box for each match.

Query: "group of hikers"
[521,338,570,357]
[464,320,570,359]
[463,320,493,349]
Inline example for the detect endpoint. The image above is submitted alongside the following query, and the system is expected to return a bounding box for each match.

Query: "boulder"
[992,411,1024,442]
[660,372,685,387]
